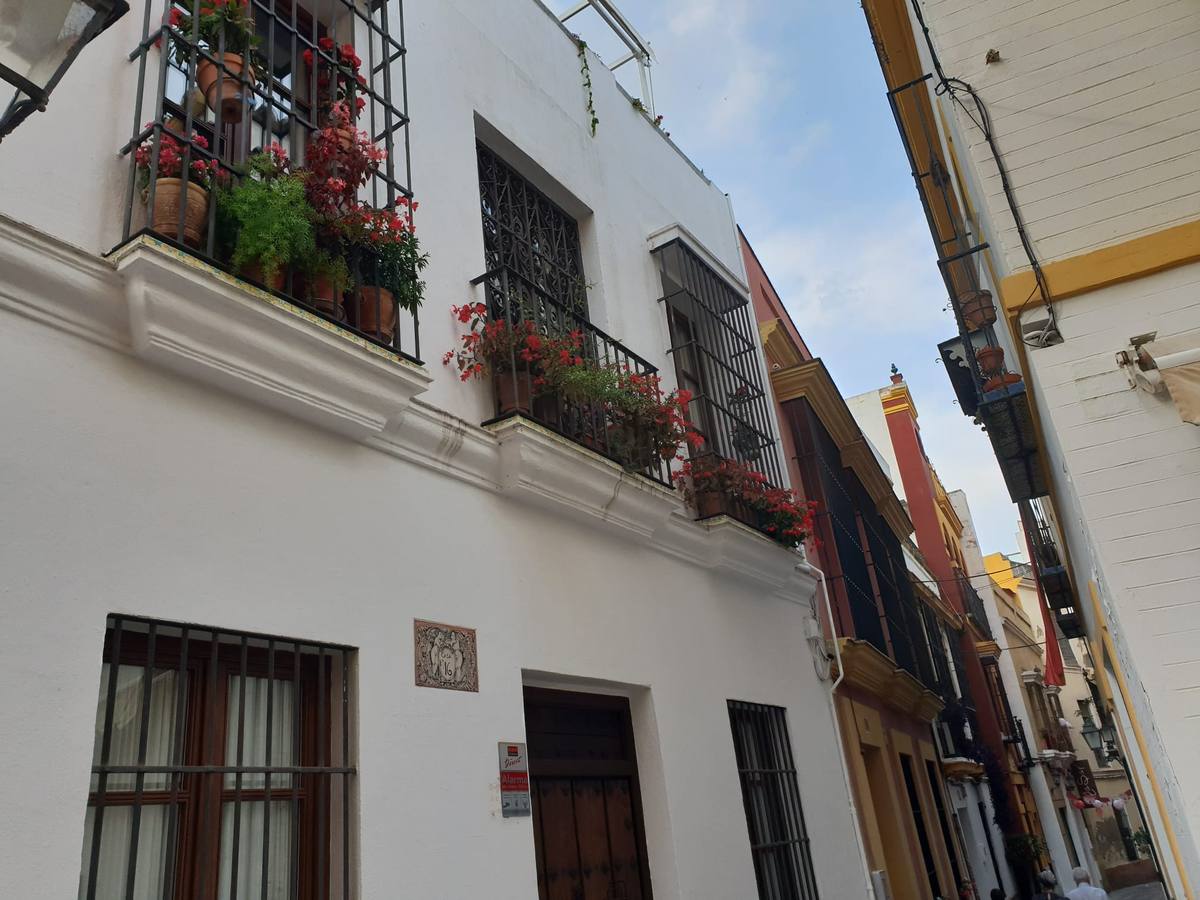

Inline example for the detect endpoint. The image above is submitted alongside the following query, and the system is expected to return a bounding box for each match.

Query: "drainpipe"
[808,561,877,900]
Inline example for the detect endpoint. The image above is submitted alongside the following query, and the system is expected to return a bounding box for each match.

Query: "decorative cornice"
[770,358,913,542]
[835,638,944,723]
[759,318,806,371]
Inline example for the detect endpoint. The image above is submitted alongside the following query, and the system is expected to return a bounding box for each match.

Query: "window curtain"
[220,676,295,900]
[78,665,181,900]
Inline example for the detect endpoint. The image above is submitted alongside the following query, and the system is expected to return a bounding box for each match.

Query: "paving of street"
[1109,883,1168,900]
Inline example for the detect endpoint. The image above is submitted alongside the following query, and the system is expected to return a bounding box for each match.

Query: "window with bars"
[78,616,355,900]
[727,701,820,900]
[653,239,783,488]
[476,142,587,318]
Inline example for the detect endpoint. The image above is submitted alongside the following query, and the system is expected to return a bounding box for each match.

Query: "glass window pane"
[77,804,171,900]
[225,676,295,789]
[218,800,294,900]
[90,665,185,792]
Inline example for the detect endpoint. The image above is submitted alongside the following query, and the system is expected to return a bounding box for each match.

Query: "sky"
[562,0,1021,556]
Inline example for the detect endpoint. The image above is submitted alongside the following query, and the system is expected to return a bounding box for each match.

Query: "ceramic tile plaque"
[414,620,478,692]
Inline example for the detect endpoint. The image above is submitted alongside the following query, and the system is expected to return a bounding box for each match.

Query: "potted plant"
[674,455,815,547]
[957,288,997,331]
[218,144,315,291]
[168,0,259,121]
[445,304,576,414]
[134,127,223,247]
[301,247,351,320]
[341,200,427,343]
[975,344,1005,376]
[303,36,368,138]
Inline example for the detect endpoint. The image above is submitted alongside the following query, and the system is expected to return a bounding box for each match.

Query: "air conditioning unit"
[871,869,894,900]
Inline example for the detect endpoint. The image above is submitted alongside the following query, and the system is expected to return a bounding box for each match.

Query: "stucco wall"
[0,295,864,898]
[917,0,1200,271]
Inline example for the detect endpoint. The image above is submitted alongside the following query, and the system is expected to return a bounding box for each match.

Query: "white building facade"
[0,2,869,899]
[859,0,1200,894]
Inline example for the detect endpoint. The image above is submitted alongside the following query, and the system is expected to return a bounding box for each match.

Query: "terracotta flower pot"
[354,285,397,343]
[976,344,1005,376]
[240,261,287,292]
[696,489,724,519]
[495,369,534,415]
[958,289,997,331]
[982,372,1022,393]
[336,126,356,152]
[196,53,253,122]
[308,273,345,321]
[659,444,678,461]
[150,177,209,247]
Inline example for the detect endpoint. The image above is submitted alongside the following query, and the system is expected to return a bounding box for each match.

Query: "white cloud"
[667,0,721,34]
[749,206,952,337]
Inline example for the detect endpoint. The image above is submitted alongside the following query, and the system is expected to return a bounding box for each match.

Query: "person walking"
[1065,867,1107,900]
[1034,870,1067,900]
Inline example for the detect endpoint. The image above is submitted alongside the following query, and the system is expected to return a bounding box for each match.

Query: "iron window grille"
[477,142,587,318]
[727,701,820,900]
[653,239,784,489]
[117,0,419,362]
[80,615,355,900]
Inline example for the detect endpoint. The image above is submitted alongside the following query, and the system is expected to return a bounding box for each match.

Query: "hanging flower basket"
[958,289,997,331]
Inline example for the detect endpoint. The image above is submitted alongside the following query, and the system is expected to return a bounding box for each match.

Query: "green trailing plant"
[220,145,316,284]
[575,37,598,137]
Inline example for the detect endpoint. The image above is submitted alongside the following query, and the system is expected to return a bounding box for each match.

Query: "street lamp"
[0,0,129,141]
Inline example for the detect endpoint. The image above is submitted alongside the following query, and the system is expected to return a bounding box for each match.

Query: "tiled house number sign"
[414,620,479,692]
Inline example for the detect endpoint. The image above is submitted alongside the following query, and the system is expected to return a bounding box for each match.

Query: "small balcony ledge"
[941,758,986,782]
[486,414,679,539]
[114,237,432,439]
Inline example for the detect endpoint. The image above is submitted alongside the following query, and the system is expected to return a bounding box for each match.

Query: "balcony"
[117,0,420,363]
[469,265,672,487]
[1021,498,1083,639]
[955,570,994,640]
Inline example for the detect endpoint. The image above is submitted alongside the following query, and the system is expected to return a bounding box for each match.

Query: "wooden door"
[524,688,653,900]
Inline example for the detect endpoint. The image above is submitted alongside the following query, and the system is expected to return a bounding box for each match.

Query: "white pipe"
[809,561,877,900]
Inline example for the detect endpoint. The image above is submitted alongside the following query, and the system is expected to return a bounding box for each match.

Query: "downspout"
[808,561,877,900]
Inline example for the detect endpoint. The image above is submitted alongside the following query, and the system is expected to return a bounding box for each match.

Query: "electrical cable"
[905,0,1059,348]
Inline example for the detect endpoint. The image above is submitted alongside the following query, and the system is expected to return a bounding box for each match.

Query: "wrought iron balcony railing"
[118,0,419,362]
[956,570,993,640]
[1020,498,1083,639]
[473,265,673,487]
